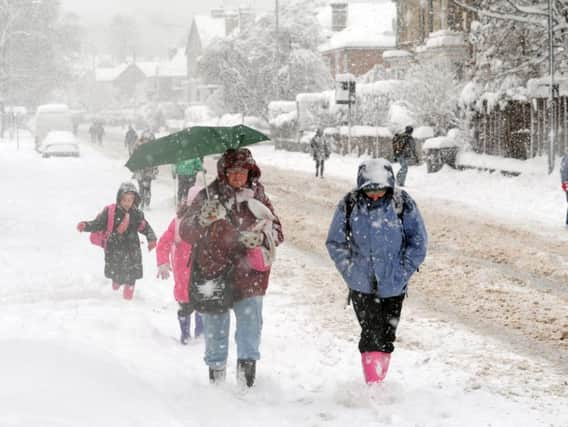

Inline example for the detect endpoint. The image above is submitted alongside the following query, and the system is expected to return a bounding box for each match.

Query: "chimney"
[225,10,239,35]
[238,7,255,31]
[210,8,225,18]
[330,2,348,32]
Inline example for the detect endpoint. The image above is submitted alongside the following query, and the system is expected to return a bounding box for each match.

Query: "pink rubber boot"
[123,285,135,300]
[361,352,391,384]
[112,282,121,291]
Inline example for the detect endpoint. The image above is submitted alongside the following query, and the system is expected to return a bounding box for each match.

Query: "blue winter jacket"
[326,159,428,298]
[561,154,568,183]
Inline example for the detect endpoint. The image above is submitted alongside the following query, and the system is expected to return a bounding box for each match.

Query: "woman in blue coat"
[326,158,427,384]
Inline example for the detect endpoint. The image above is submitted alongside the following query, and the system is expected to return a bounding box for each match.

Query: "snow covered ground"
[0,136,567,426]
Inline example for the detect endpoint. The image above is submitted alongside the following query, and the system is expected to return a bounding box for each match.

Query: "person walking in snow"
[88,122,97,144]
[561,153,568,226]
[179,148,283,387]
[156,184,204,344]
[326,158,427,385]
[173,157,203,204]
[95,122,105,145]
[392,126,418,187]
[309,128,331,178]
[76,182,157,300]
[132,133,159,210]
[124,125,138,156]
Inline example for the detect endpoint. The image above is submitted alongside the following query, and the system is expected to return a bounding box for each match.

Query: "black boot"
[209,367,226,384]
[237,359,256,388]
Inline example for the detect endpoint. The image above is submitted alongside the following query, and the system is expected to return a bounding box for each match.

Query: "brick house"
[317,1,397,77]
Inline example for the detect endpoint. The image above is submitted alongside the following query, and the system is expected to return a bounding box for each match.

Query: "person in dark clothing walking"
[326,158,427,385]
[76,182,157,300]
[95,122,105,145]
[392,126,418,187]
[173,157,203,204]
[132,133,159,210]
[124,125,138,155]
[309,128,331,178]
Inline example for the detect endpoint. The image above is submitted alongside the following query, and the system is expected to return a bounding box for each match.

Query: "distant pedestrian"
[124,125,138,155]
[561,154,568,227]
[392,126,418,187]
[173,157,203,204]
[95,122,105,145]
[309,128,330,178]
[76,182,157,300]
[88,123,97,143]
[132,133,159,210]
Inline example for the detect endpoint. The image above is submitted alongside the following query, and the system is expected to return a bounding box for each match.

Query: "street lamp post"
[548,0,555,174]
[275,0,280,99]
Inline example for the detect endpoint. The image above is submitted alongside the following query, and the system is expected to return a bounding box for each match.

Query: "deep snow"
[0,135,567,426]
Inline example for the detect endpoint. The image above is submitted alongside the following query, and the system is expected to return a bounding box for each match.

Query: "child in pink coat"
[156,185,203,344]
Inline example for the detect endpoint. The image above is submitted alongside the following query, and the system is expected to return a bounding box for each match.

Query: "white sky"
[61,0,279,56]
[61,0,276,20]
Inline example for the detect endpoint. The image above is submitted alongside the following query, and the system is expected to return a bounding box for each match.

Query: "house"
[185,7,255,104]
[317,1,397,77]
[138,49,188,103]
[79,63,147,111]
[392,0,476,78]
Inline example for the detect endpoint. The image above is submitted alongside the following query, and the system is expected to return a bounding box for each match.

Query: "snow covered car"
[40,131,80,158]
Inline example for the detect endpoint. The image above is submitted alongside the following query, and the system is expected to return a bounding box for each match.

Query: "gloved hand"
[77,222,86,232]
[562,182,568,192]
[198,199,227,227]
[157,264,171,279]
[238,230,264,248]
[147,240,157,251]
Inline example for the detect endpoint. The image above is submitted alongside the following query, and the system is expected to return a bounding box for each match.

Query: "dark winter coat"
[179,149,284,302]
[83,183,156,284]
[310,134,330,162]
[326,159,427,298]
[393,133,417,161]
[124,128,138,148]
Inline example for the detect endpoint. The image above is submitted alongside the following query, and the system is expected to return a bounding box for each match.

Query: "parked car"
[34,104,74,151]
[40,131,80,158]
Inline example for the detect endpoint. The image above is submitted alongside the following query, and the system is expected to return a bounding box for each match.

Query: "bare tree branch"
[453,0,546,26]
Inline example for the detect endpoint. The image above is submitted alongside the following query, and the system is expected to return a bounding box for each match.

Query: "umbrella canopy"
[125,125,269,171]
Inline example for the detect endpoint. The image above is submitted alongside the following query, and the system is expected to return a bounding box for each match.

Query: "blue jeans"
[396,156,408,187]
[202,296,263,369]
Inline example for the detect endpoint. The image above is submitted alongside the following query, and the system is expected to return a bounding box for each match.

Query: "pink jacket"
[157,218,192,303]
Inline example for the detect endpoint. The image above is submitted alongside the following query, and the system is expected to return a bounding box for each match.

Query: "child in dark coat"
[77,182,157,299]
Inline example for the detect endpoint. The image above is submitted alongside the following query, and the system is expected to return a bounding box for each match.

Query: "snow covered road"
[1,136,566,426]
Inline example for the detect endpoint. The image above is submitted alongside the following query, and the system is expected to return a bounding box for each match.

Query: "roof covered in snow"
[193,15,226,49]
[95,64,129,82]
[317,1,396,52]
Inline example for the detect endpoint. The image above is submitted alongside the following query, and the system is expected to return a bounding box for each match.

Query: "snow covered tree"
[0,0,83,105]
[455,0,568,90]
[198,0,332,118]
[400,61,465,133]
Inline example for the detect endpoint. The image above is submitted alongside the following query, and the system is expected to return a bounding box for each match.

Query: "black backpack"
[392,133,406,157]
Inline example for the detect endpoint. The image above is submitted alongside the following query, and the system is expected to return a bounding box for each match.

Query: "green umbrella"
[125,125,270,172]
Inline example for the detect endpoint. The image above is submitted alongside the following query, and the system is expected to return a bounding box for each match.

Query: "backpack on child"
[89,204,116,248]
